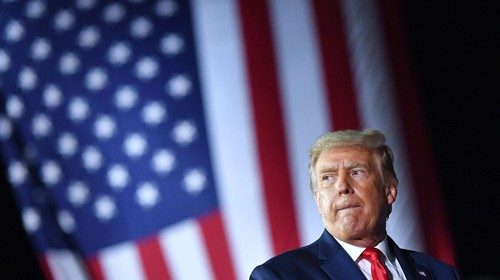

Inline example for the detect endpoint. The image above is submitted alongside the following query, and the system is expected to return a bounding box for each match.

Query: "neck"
[347,235,385,247]
[330,229,387,248]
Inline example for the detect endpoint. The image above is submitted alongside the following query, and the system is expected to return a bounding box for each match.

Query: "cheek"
[358,188,385,212]
[316,193,326,210]
[316,192,333,213]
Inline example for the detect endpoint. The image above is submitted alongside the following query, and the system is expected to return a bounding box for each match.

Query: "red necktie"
[361,247,389,280]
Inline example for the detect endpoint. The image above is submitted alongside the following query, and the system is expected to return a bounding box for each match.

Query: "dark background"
[0,2,498,279]
[404,1,499,279]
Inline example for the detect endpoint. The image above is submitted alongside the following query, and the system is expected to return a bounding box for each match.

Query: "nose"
[335,171,353,195]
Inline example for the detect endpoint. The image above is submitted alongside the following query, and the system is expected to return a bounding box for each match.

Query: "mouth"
[337,203,361,211]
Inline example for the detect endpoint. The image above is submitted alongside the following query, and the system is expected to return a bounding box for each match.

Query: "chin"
[329,223,364,239]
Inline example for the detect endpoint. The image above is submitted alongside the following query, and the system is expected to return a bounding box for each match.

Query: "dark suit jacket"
[250,230,459,280]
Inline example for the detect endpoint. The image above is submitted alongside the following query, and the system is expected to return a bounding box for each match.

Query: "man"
[250,129,459,279]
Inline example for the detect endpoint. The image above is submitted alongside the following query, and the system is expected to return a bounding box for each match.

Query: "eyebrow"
[317,162,369,173]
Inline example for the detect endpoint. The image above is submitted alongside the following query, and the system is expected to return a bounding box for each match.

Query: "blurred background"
[0,1,498,279]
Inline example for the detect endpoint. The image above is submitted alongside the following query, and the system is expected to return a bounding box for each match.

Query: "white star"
[183,168,207,195]
[59,52,80,75]
[31,37,51,61]
[166,74,191,99]
[4,20,25,42]
[85,67,108,91]
[155,0,178,18]
[68,97,90,123]
[130,17,153,39]
[43,84,63,109]
[107,164,129,190]
[32,113,52,138]
[22,208,41,233]
[102,3,126,23]
[76,0,97,10]
[151,149,175,175]
[81,146,103,171]
[94,195,117,222]
[67,181,90,207]
[135,56,159,80]
[41,160,62,186]
[57,132,78,157]
[54,10,75,32]
[160,33,184,56]
[6,95,24,119]
[172,120,197,145]
[0,116,12,140]
[136,182,160,209]
[114,85,138,110]
[25,0,47,19]
[78,26,100,49]
[8,161,27,186]
[0,49,11,72]
[142,101,166,126]
[93,115,116,140]
[123,133,148,158]
[57,210,76,233]
[108,41,132,65]
[18,66,38,91]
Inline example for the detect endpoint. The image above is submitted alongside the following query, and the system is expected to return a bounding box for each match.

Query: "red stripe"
[237,0,300,254]
[311,0,361,130]
[86,254,106,280]
[39,255,54,280]
[376,0,456,265]
[199,211,236,280]
[137,235,172,280]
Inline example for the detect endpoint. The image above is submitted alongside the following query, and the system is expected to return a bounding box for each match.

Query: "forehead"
[315,145,376,168]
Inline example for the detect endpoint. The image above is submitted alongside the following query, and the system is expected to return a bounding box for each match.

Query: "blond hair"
[308,129,397,191]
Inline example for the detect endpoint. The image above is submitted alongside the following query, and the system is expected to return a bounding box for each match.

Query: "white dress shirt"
[334,236,407,280]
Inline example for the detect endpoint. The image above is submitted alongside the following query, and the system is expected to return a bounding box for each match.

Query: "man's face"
[313,145,397,247]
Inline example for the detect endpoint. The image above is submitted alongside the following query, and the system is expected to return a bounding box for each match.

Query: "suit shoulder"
[403,249,451,267]
[402,249,460,278]
[262,241,319,267]
[250,241,323,279]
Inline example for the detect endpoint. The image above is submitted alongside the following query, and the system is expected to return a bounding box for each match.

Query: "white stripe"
[46,250,89,280]
[339,0,424,251]
[158,219,213,280]
[267,0,330,245]
[99,242,145,280]
[191,0,273,278]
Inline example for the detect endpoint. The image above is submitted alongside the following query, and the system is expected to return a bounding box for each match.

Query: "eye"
[321,175,336,186]
[351,169,367,178]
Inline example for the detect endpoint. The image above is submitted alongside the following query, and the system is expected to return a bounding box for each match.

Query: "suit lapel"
[317,230,367,280]
[320,253,368,280]
[389,237,432,280]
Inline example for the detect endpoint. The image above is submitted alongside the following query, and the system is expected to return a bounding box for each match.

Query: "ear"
[386,177,398,205]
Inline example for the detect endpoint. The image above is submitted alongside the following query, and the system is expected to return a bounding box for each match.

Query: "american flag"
[0,0,454,279]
